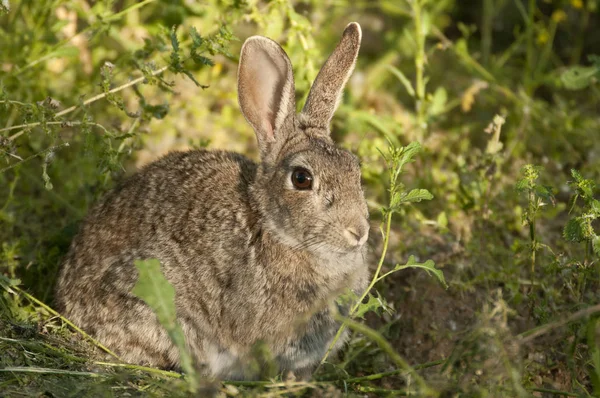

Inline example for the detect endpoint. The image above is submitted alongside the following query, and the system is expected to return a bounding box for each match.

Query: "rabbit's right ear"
[238,36,296,152]
[300,23,361,135]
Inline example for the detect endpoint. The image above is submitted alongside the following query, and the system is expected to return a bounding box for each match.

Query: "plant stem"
[353,385,411,395]
[529,387,579,397]
[569,6,590,65]
[335,315,436,396]
[351,211,393,314]
[318,210,393,367]
[0,143,70,174]
[412,0,427,140]
[3,66,168,141]
[482,0,493,67]
[0,100,31,107]
[94,361,183,379]
[343,359,444,382]
[0,367,105,377]
[525,0,535,95]
[518,303,600,343]
[0,337,87,363]
[0,121,109,134]
[10,285,122,361]
[529,190,536,275]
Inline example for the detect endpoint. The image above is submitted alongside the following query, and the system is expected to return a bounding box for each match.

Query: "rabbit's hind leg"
[86,292,181,369]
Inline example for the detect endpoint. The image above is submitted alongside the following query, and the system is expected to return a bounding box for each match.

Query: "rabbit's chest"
[276,310,343,371]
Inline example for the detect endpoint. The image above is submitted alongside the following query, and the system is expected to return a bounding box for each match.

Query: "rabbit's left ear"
[300,22,361,133]
[238,36,296,151]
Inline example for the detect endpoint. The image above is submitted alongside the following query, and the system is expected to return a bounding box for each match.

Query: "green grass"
[2,0,600,396]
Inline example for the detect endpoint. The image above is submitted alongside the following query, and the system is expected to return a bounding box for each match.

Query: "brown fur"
[55,23,369,379]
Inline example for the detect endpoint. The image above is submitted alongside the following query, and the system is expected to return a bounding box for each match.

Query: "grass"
[1,0,600,396]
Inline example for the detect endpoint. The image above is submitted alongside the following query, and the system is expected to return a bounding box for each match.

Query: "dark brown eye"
[291,168,313,190]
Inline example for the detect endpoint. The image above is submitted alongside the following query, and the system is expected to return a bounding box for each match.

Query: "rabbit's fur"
[55,23,369,380]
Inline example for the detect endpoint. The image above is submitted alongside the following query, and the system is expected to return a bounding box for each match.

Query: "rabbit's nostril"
[344,225,368,247]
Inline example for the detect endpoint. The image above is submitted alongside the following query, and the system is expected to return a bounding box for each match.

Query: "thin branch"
[9,285,122,361]
[529,387,579,397]
[0,143,70,173]
[0,336,87,363]
[335,315,437,396]
[0,121,109,134]
[0,100,31,107]
[55,65,169,118]
[518,303,600,343]
[0,367,105,378]
[94,361,182,379]
[318,211,394,368]
[342,359,445,383]
[4,65,169,141]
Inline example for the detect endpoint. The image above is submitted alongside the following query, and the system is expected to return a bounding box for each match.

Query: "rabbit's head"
[238,23,369,263]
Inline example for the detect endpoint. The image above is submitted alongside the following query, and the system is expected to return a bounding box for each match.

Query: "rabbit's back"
[55,150,260,368]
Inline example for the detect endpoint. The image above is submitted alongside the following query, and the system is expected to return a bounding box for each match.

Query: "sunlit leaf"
[592,236,600,257]
[429,87,447,116]
[400,188,434,203]
[561,65,599,90]
[355,293,383,319]
[386,65,415,97]
[563,217,586,242]
[132,259,198,392]
[394,255,448,288]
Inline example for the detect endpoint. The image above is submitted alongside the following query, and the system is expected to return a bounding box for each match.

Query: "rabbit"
[55,22,369,380]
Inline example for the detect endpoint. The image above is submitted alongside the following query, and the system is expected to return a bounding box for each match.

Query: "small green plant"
[132,259,199,393]
[385,0,451,141]
[516,164,555,274]
[563,169,600,262]
[319,142,445,391]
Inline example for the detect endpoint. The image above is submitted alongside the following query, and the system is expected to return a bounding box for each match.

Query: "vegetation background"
[1,0,600,396]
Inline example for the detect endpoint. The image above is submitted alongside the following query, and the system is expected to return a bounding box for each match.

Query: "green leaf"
[561,65,600,90]
[386,65,415,97]
[591,199,600,216]
[453,39,496,82]
[0,274,21,288]
[355,293,384,319]
[190,53,214,67]
[428,87,447,116]
[592,236,600,257]
[169,26,182,72]
[132,259,198,392]
[571,169,596,199]
[563,217,586,242]
[437,211,448,229]
[189,26,204,47]
[170,26,180,53]
[398,141,422,168]
[400,189,434,204]
[42,152,54,191]
[394,255,448,289]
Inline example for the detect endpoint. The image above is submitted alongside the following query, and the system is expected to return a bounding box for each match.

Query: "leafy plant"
[516,164,555,274]
[320,141,444,386]
[563,169,600,261]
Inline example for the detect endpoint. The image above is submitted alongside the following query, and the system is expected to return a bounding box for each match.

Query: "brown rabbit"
[55,22,369,380]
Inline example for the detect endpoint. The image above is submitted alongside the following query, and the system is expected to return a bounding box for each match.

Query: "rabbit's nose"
[344,223,369,247]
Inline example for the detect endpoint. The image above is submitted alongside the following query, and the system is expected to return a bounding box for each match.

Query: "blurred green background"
[1,0,600,396]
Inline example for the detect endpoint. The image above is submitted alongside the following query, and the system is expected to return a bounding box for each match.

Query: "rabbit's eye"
[291,168,313,190]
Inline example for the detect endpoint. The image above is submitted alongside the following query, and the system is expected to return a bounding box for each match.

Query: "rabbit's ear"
[238,36,296,149]
[301,23,361,133]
